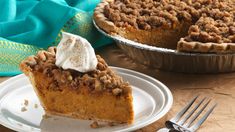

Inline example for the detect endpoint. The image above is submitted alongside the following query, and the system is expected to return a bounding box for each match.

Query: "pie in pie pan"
[94,0,235,53]
[93,0,235,73]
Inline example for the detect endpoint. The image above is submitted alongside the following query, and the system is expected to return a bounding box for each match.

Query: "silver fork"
[157,96,217,132]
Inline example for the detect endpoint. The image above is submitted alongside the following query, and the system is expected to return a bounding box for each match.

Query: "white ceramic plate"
[0,67,173,132]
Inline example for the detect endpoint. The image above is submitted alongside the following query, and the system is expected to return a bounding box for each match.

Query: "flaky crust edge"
[93,0,118,35]
[45,111,133,124]
[177,38,235,53]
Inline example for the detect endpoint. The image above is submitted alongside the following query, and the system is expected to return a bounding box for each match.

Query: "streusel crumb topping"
[22,47,130,96]
[104,0,235,43]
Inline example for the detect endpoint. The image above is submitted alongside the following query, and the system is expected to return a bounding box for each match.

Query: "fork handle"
[157,128,180,132]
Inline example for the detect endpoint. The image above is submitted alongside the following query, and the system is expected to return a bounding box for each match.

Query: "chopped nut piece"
[37,51,47,61]
[95,79,102,91]
[26,56,37,66]
[112,88,123,95]
[43,68,50,75]
[21,107,27,112]
[48,46,56,54]
[24,99,29,106]
[97,62,106,71]
[43,114,51,119]
[67,75,73,81]
[90,121,99,128]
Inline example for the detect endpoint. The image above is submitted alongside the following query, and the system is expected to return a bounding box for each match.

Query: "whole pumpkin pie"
[94,0,235,53]
[20,33,134,124]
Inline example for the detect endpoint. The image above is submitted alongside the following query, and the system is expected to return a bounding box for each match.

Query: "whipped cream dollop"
[55,32,98,73]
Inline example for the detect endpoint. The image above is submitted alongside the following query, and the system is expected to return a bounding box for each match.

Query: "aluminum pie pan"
[93,20,235,73]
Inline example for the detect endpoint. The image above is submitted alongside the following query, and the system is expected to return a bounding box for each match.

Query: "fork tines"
[170,96,217,132]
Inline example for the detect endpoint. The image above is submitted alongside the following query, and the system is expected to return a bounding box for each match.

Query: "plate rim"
[0,66,173,132]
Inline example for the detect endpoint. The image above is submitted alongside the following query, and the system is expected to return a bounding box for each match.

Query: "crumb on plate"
[43,114,51,119]
[108,122,115,126]
[24,99,29,106]
[90,121,99,128]
[34,104,38,108]
[21,107,27,112]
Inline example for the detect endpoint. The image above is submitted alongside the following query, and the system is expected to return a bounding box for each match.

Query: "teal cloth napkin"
[0,0,112,76]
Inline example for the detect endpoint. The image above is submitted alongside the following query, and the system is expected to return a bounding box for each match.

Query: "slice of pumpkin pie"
[20,32,134,124]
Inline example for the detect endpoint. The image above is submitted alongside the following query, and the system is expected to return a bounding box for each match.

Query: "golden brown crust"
[46,111,132,124]
[94,0,117,34]
[177,38,235,53]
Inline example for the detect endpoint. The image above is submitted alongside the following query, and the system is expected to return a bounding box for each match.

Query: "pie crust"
[178,38,235,53]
